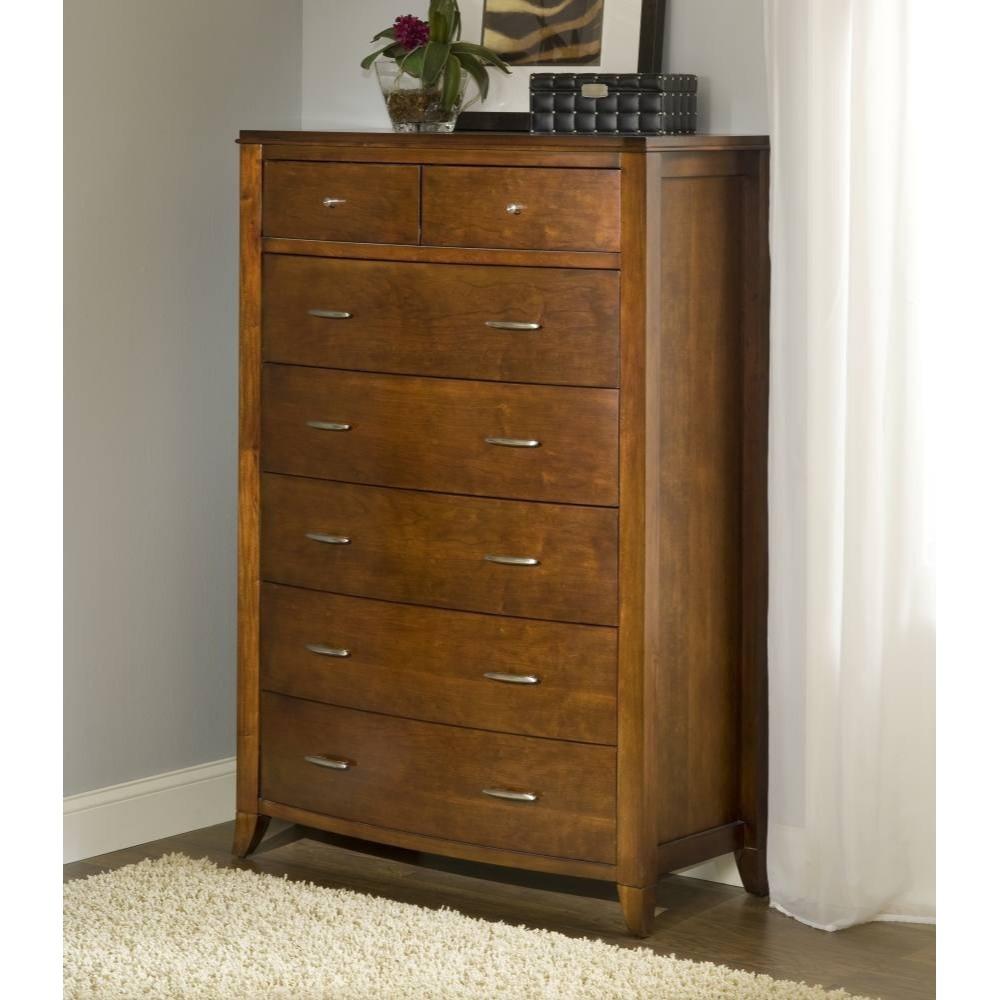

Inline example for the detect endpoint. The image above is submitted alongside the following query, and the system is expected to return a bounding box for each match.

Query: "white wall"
[301,0,769,133]
[64,0,301,796]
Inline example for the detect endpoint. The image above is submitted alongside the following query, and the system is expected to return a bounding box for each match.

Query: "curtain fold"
[764,0,935,929]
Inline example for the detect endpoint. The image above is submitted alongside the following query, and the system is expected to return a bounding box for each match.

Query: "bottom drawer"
[260,692,616,864]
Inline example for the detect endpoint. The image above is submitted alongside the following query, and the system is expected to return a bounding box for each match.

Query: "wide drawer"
[261,583,617,744]
[421,166,621,251]
[263,161,419,243]
[261,692,616,864]
[261,474,618,625]
[261,255,620,387]
[262,366,618,506]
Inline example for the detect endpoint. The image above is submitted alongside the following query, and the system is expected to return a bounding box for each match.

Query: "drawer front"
[261,474,618,625]
[263,161,419,243]
[262,366,618,506]
[262,255,620,387]
[261,583,617,745]
[421,167,621,251]
[261,692,616,864]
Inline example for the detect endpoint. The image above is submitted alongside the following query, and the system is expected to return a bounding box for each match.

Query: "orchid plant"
[361,1,510,111]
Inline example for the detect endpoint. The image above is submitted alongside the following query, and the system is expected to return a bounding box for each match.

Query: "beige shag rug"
[64,854,873,999]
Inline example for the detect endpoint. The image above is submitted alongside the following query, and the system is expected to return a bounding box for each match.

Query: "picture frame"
[457,0,668,131]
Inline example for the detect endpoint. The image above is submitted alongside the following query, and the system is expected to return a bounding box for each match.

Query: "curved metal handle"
[306,420,352,431]
[305,644,351,658]
[322,197,346,207]
[306,532,351,545]
[304,755,351,770]
[484,554,539,566]
[485,437,540,448]
[483,672,539,685]
[505,203,525,215]
[308,309,353,319]
[482,787,537,802]
[484,321,541,331]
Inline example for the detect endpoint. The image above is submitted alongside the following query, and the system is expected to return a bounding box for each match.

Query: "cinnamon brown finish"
[260,474,618,625]
[422,166,621,251]
[235,130,771,938]
[262,365,618,504]
[262,255,620,386]
[261,693,617,864]
[261,583,618,744]
[263,161,419,244]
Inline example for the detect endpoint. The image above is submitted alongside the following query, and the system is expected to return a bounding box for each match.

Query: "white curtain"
[764,0,936,929]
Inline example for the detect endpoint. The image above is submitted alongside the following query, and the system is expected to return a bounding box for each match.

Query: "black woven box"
[530,73,698,136]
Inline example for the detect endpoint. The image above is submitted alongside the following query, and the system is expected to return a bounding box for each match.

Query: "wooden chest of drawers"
[233,131,770,937]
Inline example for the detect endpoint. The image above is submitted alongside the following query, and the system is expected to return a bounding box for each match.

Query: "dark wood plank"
[262,161,419,243]
[262,254,621,385]
[66,821,935,1000]
[738,150,772,895]
[614,150,658,900]
[236,142,263,819]
[655,163,745,846]
[260,693,617,864]
[262,238,622,269]
[260,474,619,625]
[261,583,618,744]
[261,365,619,505]
[422,166,621,251]
[238,130,770,152]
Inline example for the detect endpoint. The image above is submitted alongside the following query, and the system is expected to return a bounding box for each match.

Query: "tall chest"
[234,131,770,936]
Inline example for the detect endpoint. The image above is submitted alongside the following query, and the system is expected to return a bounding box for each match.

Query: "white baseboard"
[677,855,742,887]
[64,757,238,864]
[63,757,744,888]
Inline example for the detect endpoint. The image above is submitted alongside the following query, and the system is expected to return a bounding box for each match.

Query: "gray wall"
[301,0,768,133]
[65,0,766,797]
[64,1,301,796]
[665,0,768,133]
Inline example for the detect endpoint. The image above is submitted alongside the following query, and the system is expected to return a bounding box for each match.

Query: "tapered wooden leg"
[617,884,656,938]
[232,811,271,857]
[736,846,769,897]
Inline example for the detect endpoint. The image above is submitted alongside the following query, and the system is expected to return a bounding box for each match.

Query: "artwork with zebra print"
[482,0,605,66]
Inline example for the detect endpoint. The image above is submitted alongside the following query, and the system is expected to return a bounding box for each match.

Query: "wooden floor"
[65,821,934,999]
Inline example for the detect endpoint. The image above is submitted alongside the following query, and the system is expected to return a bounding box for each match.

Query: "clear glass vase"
[375,59,469,133]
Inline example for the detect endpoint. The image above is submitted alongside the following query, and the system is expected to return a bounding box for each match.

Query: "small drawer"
[421,166,621,251]
[261,583,618,745]
[263,161,419,243]
[261,692,616,863]
[261,366,619,506]
[261,474,618,626]
[262,255,620,387]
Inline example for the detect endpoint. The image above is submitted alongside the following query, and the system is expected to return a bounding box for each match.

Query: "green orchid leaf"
[441,54,462,110]
[399,45,426,79]
[361,41,396,70]
[370,28,395,42]
[451,41,512,73]
[455,51,489,103]
[421,40,450,86]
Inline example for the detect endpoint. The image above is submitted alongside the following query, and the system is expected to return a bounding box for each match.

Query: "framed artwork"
[457,0,667,130]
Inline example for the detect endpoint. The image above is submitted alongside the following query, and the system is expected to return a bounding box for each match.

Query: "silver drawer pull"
[484,320,541,331]
[505,203,525,215]
[305,755,351,770]
[485,437,541,448]
[483,671,539,685]
[308,309,353,319]
[306,532,351,545]
[484,554,539,566]
[306,420,352,431]
[482,787,537,802]
[322,197,347,207]
[305,644,351,658]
